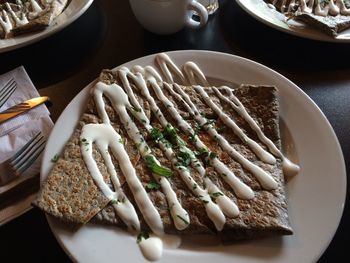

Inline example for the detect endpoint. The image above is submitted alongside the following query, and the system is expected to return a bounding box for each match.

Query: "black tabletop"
[0,0,348,262]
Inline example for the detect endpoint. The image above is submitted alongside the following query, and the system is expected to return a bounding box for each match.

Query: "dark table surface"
[0,0,348,262]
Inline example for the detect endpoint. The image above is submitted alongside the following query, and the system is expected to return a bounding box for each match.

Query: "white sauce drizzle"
[80,124,140,232]
[0,10,13,34]
[273,0,350,17]
[5,3,29,26]
[138,236,163,261]
[149,80,254,199]
[93,82,164,235]
[195,85,276,165]
[167,83,278,190]
[118,67,235,231]
[155,53,187,84]
[78,53,300,261]
[213,86,300,177]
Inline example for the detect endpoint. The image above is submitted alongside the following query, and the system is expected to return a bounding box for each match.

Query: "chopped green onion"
[176,150,191,167]
[144,155,173,177]
[209,152,217,159]
[137,232,150,243]
[51,154,59,163]
[211,192,224,198]
[110,199,118,205]
[176,215,189,225]
[145,181,160,192]
[150,127,163,141]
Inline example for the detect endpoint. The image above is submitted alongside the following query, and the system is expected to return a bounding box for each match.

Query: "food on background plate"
[33,53,299,261]
[264,0,350,37]
[0,0,69,39]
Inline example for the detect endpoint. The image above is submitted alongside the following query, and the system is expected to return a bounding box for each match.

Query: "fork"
[0,131,46,186]
[0,78,17,109]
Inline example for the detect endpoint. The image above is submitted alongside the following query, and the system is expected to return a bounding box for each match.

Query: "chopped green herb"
[211,192,224,198]
[168,203,175,210]
[110,199,118,205]
[221,173,227,177]
[176,150,191,167]
[144,155,173,177]
[141,119,147,124]
[192,183,198,190]
[118,138,124,144]
[51,154,59,163]
[217,126,225,133]
[145,181,160,192]
[131,106,141,112]
[163,125,178,139]
[176,215,189,225]
[209,152,217,159]
[137,232,150,243]
[81,138,87,142]
[166,104,172,108]
[150,127,163,142]
[202,199,209,204]
[189,133,197,143]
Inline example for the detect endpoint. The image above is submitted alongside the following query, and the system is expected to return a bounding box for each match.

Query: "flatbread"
[34,68,293,239]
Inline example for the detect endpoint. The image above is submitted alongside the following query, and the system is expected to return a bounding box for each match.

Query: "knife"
[0,96,49,124]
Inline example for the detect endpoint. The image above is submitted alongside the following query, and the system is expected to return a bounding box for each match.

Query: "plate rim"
[235,0,350,43]
[0,0,94,53]
[42,50,347,263]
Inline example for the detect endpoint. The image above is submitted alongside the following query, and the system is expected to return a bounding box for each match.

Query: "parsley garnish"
[110,199,118,205]
[209,152,217,159]
[211,192,224,198]
[137,232,150,243]
[176,215,189,225]
[51,154,59,163]
[145,181,160,192]
[144,155,173,177]
[150,127,163,142]
[176,150,191,167]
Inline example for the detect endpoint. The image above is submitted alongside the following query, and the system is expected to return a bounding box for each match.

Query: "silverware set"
[0,79,46,186]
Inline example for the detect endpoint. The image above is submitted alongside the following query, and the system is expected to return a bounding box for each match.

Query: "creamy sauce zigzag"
[269,0,350,17]
[79,53,300,261]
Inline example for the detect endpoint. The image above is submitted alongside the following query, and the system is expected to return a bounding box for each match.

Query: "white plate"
[41,50,346,263]
[0,0,94,53]
[236,0,350,43]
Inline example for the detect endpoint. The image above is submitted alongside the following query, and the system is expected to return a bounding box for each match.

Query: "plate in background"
[0,0,94,53]
[236,0,350,42]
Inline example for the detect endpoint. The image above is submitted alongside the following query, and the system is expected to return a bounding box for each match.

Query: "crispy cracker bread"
[34,70,293,239]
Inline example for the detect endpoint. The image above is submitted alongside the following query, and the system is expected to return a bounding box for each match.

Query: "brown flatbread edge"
[292,12,350,37]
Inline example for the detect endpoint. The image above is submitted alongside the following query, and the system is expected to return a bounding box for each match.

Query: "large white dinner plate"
[0,0,94,53]
[41,50,346,263]
[236,0,350,43]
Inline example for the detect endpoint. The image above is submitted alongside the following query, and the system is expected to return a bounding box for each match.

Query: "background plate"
[41,50,346,263]
[236,0,350,43]
[0,0,94,53]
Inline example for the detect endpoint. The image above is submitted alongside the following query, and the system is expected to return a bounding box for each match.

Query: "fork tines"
[11,132,46,175]
[0,78,17,108]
